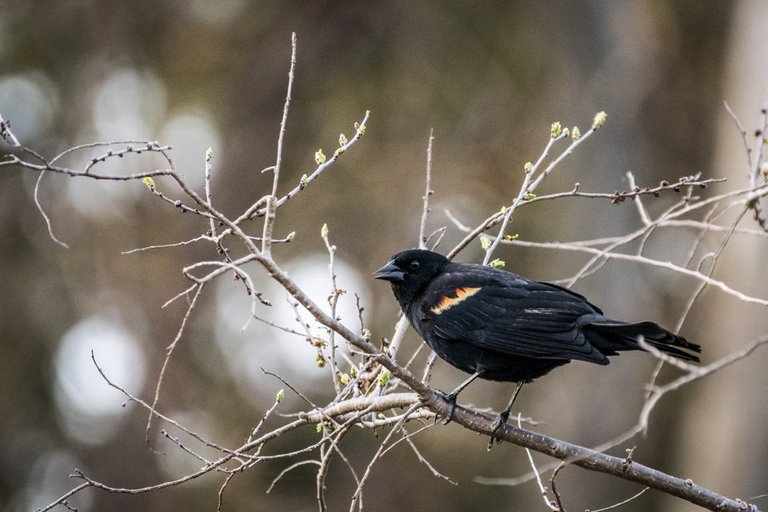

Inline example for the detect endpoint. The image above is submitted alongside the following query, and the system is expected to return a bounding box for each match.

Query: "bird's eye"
[409,261,420,271]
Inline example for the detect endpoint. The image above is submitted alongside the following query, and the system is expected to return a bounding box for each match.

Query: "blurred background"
[1,1,767,511]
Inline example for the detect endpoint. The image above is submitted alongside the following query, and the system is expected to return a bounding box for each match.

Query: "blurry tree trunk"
[676,0,768,506]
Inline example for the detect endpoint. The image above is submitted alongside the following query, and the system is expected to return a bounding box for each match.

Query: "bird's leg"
[436,371,482,425]
[487,381,524,450]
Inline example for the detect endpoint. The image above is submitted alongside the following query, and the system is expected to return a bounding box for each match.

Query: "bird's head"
[374,249,450,307]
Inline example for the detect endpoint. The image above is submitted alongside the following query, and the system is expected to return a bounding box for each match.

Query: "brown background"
[1,1,767,511]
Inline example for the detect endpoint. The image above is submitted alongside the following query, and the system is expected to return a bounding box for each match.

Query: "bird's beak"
[373,260,405,282]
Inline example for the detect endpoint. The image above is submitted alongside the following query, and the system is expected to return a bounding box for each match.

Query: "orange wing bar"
[430,287,482,314]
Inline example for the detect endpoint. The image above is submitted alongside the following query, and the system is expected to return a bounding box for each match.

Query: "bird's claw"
[487,410,511,451]
[435,390,458,425]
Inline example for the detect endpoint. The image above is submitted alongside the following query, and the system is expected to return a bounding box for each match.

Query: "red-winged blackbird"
[375,249,701,444]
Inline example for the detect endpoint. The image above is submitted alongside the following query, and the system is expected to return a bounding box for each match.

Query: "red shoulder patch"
[430,287,482,314]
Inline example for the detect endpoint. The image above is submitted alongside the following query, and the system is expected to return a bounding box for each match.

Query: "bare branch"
[419,129,435,249]
[33,171,69,248]
[321,223,343,395]
[504,238,768,306]
[519,413,560,511]
[146,283,205,445]
[244,110,371,221]
[590,487,650,512]
[261,32,297,256]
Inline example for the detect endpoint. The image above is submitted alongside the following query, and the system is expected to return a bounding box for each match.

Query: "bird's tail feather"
[584,321,701,363]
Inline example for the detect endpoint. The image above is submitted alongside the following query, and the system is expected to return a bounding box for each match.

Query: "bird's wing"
[419,270,609,364]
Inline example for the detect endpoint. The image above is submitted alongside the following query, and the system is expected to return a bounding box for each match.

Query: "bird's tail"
[584,321,701,363]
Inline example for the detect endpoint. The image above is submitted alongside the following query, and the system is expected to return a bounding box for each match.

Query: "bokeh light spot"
[210,254,372,402]
[54,317,145,445]
[0,72,59,140]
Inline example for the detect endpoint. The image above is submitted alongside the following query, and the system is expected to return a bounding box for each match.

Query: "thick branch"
[420,396,760,512]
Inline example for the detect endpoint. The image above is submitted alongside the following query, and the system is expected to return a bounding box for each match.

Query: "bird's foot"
[487,410,511,451]
[435,390,458,425]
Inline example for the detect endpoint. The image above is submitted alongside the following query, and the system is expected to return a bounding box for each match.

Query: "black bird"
[374,249,701,445]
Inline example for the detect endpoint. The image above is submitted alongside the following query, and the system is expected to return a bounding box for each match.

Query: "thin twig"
[244,111,370,221]
[349,403,422,511]
[322,224,343,394]
[261,32,297,256]
[504,238,768,306]
[34,171,69,248]
[419,129,435,249]
[204,148,217,237]
[723,101,753,172]
[387,314,411,359]
[590,487,650,512]
[267,460,321,494]
[146,283,205,445]
[549,462,567,512]
[519,413,559,511]
[675,207,748,332]
[121,235,211,254]
[481,129,566,264]
[216,472,237,512]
